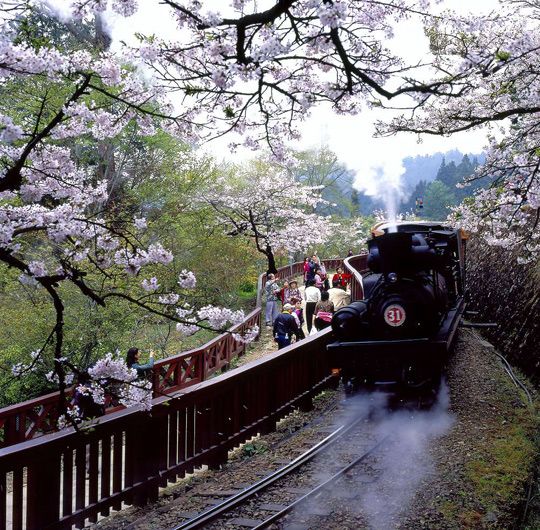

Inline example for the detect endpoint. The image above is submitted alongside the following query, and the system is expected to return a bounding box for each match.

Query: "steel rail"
[253,434,390,529]
[171,413,370,530]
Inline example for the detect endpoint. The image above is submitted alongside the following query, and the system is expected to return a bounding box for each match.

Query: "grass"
[462,369,539,528]
[241,440,269,457]
[466,418,537,510]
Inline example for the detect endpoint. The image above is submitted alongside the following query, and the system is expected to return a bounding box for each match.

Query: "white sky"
[47,0,501,196]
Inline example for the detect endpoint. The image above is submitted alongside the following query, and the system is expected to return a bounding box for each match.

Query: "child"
[292,299,305,340]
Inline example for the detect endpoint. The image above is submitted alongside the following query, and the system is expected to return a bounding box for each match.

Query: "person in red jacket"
[332,266,351,289]
[303,257,310,284]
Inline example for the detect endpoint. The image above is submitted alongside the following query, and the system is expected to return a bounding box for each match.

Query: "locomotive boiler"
[327,221,467,391]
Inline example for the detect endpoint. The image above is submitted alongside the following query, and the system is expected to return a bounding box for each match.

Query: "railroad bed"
[90,329,538,530]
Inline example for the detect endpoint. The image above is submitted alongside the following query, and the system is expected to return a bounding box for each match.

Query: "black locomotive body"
[328,221,467,390]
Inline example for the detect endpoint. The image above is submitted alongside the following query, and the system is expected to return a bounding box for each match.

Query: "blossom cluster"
[84,352,153,411]
[175,304,250,337]
[233,325,260,344]
[57,406,83,430]
[178,270,197,289]
[318,1,348,28]
[88,352,138,383]
[142,277,160,291]
[204,166,338,255]
[381,2,540,261]
[122,0,434,157]
[114,244,173,275]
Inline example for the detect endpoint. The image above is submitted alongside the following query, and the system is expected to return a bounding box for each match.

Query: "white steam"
[355,159,408,225]
[357,384,453,528]
[289,384,453,529]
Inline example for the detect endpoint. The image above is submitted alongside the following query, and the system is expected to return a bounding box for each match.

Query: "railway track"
[170,410,389,530]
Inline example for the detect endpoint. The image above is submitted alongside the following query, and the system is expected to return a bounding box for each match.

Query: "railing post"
[131,413,160,506]
[4,415,24,446]
[27,451,61,529]
[0,256,351,449]
[199,350,206,382]
[152,369,160,398]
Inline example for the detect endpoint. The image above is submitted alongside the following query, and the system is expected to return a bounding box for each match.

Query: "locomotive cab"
[328,221,467,391]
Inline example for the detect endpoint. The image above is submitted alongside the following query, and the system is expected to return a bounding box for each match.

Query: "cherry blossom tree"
[0,3,256,414]
[7,0,534,418]
[203,161,336,273]
[379,1,540,262]
[128,0,454,158]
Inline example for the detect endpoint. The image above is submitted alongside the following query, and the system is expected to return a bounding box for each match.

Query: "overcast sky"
[47,0,501,196]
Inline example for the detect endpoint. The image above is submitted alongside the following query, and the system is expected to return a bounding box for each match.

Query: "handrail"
[343,252,369,301]
[0,328,337,529]
[0,258,346,446]
[0,255,368,529]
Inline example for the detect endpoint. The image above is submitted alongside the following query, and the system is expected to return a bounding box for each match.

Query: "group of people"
[265,256,352,349]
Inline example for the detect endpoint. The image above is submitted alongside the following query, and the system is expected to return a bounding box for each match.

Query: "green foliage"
[422,180,455,220]
[290,147,356,217]
[241,440,268,457]
[315,215,370,258]
[0,127,260,406]
[404,154,492,220]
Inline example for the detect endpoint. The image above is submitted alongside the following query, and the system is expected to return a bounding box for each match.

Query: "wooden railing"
[344,253,368,301]
[0,255,368,529]
[0,259,346,447]
[0,329,337,530]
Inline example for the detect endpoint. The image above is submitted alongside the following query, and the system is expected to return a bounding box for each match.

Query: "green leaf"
[496,50,511,62]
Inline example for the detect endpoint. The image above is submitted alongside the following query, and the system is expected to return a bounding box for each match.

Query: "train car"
[327,221,467,393]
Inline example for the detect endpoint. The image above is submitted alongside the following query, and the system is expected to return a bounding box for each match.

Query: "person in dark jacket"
[292,299,305,340]
[126,347,155,380]
[273,304,299,349]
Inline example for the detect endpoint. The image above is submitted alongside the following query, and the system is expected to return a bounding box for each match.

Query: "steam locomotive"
[328,221,467,392]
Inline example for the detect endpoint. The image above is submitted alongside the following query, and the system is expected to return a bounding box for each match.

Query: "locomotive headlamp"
[388,272,398,283]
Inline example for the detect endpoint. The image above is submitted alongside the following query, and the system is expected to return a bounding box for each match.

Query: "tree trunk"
[265,246,278,274]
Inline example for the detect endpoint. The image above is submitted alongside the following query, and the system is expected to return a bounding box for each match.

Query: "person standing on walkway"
[318,261,329,291]
[306,255,317,283]
[292,299,305,340]
[303,257,310,284]
[328,280,351,310]
[283,280,302,305]
[313,267,324,291]
[265,273,281,326]
[304,279,321,333]
[332,266,348,290]
[278,281,289,306]
[314,291,335,331]
[273,303,299,349]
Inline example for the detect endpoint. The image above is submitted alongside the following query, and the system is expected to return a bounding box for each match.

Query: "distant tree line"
[400,155,492,221]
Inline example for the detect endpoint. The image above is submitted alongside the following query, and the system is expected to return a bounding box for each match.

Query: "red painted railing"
[0,255,368,529]
[0,258,347,447]
[0,328,338,530]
